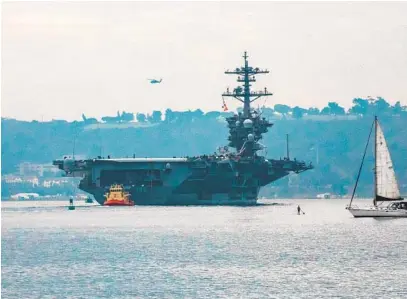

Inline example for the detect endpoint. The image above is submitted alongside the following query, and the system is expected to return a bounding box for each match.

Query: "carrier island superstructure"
[53,52,313,205]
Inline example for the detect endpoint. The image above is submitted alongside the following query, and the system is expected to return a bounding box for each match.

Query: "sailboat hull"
[347,207,407,218]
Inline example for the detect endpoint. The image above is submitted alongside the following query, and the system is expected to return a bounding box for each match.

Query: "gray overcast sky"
[2,1,407,121]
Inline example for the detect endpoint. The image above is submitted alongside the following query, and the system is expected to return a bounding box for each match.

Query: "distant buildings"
[19,162,60,177]
[10,193,40,200]
[4,175,39,185]
[1,162,80,198]
[316,193,332,199]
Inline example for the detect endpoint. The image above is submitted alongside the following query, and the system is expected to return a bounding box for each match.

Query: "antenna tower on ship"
[222,51,273,118]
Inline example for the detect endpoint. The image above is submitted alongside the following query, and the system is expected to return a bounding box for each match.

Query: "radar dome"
[247,134,255,142]
[63,158,75,172]
[243,119,253,129]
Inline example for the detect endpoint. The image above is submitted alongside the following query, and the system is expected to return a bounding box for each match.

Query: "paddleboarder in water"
[68,197,75,210]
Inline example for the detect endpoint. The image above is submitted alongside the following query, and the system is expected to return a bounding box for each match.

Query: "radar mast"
[222,51,273,118]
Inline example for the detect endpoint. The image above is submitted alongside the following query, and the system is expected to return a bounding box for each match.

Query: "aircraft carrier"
[53,52,313,205]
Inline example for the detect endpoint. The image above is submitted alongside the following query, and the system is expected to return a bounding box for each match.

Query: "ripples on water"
[2,199,407,299]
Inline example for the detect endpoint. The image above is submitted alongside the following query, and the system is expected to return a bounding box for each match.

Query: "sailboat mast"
[373,116,378,207]
[286,134,290,160]
[348,118,374,208]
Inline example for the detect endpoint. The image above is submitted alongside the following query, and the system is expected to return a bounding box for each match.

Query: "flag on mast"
[222,99,228,111]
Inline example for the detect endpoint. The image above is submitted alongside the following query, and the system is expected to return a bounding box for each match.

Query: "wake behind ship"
[53,52,313,205]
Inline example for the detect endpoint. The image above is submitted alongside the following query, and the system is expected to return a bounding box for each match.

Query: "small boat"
[346,116,406,217]
[103,184,134,206]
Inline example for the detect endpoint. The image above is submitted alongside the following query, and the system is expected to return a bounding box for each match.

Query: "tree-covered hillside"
[2,98,407,197]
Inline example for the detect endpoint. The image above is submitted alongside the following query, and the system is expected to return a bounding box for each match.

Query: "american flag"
[222,99,228,111]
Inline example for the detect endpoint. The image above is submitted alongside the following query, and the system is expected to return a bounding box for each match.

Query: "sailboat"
[346,116,406,217]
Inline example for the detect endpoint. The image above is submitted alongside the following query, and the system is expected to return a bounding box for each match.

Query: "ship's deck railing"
[93,158,189,163]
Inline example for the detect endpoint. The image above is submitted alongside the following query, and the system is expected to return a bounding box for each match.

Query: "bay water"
[2,199,406,298]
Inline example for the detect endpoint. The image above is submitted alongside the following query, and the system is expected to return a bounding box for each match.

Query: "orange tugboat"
[103,184,134,206]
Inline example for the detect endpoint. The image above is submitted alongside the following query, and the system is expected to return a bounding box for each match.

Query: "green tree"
[292,106,305,119]
[308,107,320,115]
[349,98,369,115]
[151,111,162,123]
[136,113,146,122]
[274,104,291,115]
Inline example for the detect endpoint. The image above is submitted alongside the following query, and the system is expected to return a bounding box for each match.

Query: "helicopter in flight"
[148,78,162,84]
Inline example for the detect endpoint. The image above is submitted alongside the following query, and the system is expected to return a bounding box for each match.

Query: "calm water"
[2,199,407,299]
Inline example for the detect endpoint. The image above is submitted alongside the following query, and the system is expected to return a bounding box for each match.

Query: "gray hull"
[88,186,258,206]
[56,156,311,206]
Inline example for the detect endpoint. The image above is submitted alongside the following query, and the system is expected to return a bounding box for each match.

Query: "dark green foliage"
[121,112,134,122]
[148,111,162,123]
[321,102,345,115]
[82,114,98,124]
[263,116,406,196]
[2,98,407,197]
[274,104,291,115]
[136,113,146,122]
[292,106,306,119]
[101,111,134,123]
[348,97,406,116]
[308,107,320,115]
[204,111,221,118]
[165,109,175,122]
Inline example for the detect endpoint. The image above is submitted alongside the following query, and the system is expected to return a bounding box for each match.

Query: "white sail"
[375,122,401,200]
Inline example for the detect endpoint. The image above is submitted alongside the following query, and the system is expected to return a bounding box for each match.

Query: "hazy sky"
[2,1,407,121]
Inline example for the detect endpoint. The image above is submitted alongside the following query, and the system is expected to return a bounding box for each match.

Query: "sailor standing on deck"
[297,205,301,215]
